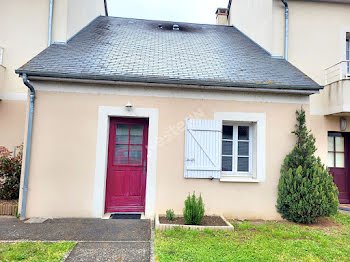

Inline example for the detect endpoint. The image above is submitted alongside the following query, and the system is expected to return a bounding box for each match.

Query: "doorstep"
[102,212,146,219]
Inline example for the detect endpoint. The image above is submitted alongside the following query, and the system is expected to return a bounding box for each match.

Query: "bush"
[183,192,205,225]
[0,145,23,200]
[276,109,339,224]
[166,209,175,221]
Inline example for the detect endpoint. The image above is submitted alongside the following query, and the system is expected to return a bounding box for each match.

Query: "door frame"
[328,132,350,204]
[93,106,159,218]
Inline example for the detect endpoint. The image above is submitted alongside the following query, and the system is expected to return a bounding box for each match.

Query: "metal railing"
[325,60,350,85]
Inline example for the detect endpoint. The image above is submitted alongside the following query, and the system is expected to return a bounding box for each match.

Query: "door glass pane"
[335,137,344,152]
[238,126,249,140]
[222,141,233,155]
[222,125,233,140]
[115,144,128,164]
[336,152,345,168]
[116,124,129,144]
[237,157,249,172]
[328,136,334,152]
[328,152,335,167]
[129,145,142,165]
[222,156,232,171]
[238,141,249,156]
[130,125,143,144]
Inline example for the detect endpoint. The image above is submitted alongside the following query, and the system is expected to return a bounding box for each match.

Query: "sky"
[106,0,229,25]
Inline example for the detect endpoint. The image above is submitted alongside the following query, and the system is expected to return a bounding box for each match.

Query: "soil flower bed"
[156,214,234,231]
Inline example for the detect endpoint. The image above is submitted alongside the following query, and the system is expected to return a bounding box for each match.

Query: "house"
[15,15,322,220]
[216,0,350,204]
[0,0,106,151]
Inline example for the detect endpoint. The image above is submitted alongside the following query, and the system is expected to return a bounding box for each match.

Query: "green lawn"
[0,242,75,262]
[154,213,350,262]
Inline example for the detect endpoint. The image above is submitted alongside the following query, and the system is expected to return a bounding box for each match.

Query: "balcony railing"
[325,60,350,85]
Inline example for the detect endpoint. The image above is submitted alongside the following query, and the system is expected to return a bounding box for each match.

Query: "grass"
[154,212,350,262]
[0,242,75,262]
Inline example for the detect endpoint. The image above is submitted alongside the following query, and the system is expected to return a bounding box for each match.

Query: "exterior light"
[340,117,347,131]
[125,102,133,111]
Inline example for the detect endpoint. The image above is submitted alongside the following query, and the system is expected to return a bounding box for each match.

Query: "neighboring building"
[16,17,320,219]
[218,0,350,204]
[0,0,106,150]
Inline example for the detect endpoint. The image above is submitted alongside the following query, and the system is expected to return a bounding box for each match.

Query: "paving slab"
[0,217,151,242]
[65,242,150,262]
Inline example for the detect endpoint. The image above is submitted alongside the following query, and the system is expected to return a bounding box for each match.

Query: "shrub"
[183,192,205,225]
[166,209,175,221]
[277,109,339,224]
[0,145,23,200]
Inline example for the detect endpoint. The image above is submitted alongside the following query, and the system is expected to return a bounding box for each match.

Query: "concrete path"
[0,217,151,262]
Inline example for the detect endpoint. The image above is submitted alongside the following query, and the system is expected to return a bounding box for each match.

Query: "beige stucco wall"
[0,100,27,150]
[229,0,350,85]
[17,81,327,220]
[229,0,273,54]
[0,0,104,150]
[272,0,350,85]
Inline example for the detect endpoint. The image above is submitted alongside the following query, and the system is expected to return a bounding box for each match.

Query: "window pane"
[130,125,143,144]
[115,144,128,164]
[222,141,233,155]
[328,136,334,152]
[238,141,249,156]
[328,152,335,167]
[129,145,142,165]
[223,125,233,140]
[335,137,344,152]
[222,156,232,171]
[237,157,249,172]
[116,124,129,144]
[336,152,345,168]
[238,126,249,140]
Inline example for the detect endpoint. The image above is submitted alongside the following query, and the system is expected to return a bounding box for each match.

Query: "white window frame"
[215,112,266,183]
[221,123,253,176]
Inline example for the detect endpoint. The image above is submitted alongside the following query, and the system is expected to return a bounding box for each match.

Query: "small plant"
[166,209,175,221]
[183,192,205,225]
[0,145,23,200]
[277,109,339,224]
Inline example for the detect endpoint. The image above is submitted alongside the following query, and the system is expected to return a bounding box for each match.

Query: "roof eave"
[15,70,322,95]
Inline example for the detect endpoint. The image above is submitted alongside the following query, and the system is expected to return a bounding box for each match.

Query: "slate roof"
[16,16,320,91]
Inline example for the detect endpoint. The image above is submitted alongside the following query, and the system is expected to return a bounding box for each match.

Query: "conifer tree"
[277,109,339,223]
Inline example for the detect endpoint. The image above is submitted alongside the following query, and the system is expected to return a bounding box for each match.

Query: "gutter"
[48,0,54,46]
[104,0,108,16]
[20,74,35,219]
[26,75,321,95]
[280,0,289,60]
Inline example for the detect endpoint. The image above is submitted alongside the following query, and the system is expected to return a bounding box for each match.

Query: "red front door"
[328,132,350,204]
[105,117,148,213]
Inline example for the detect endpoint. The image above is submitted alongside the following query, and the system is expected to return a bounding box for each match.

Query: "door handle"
[143,160,147,174]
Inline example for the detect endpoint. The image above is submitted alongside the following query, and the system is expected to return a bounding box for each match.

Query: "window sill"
[220,175,261,183]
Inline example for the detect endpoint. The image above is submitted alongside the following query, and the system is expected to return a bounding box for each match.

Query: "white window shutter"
[184,119,222,179]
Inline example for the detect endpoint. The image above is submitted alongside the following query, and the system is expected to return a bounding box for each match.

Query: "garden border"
[0,200,18,216]
[155,214,234,231]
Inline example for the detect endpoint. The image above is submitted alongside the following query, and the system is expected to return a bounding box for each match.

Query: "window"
[328,133,344,168]
[222,124,252,174]
[184,113,266,183]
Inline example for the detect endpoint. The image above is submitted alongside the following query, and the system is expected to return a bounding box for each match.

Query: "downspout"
[20,74,35,219]
[48,0,54,46]
[280,0,288,60]
[104,0,108,16]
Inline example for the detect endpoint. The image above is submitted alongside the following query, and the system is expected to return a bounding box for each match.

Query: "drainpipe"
[20,74,35,219]
[104,0,108,16]
[48,0,54,46]
[280,0,288,60]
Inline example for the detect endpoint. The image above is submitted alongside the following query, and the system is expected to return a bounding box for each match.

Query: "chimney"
[215,8,229,26]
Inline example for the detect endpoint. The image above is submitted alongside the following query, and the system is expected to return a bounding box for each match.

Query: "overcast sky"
[107,0,229,24]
